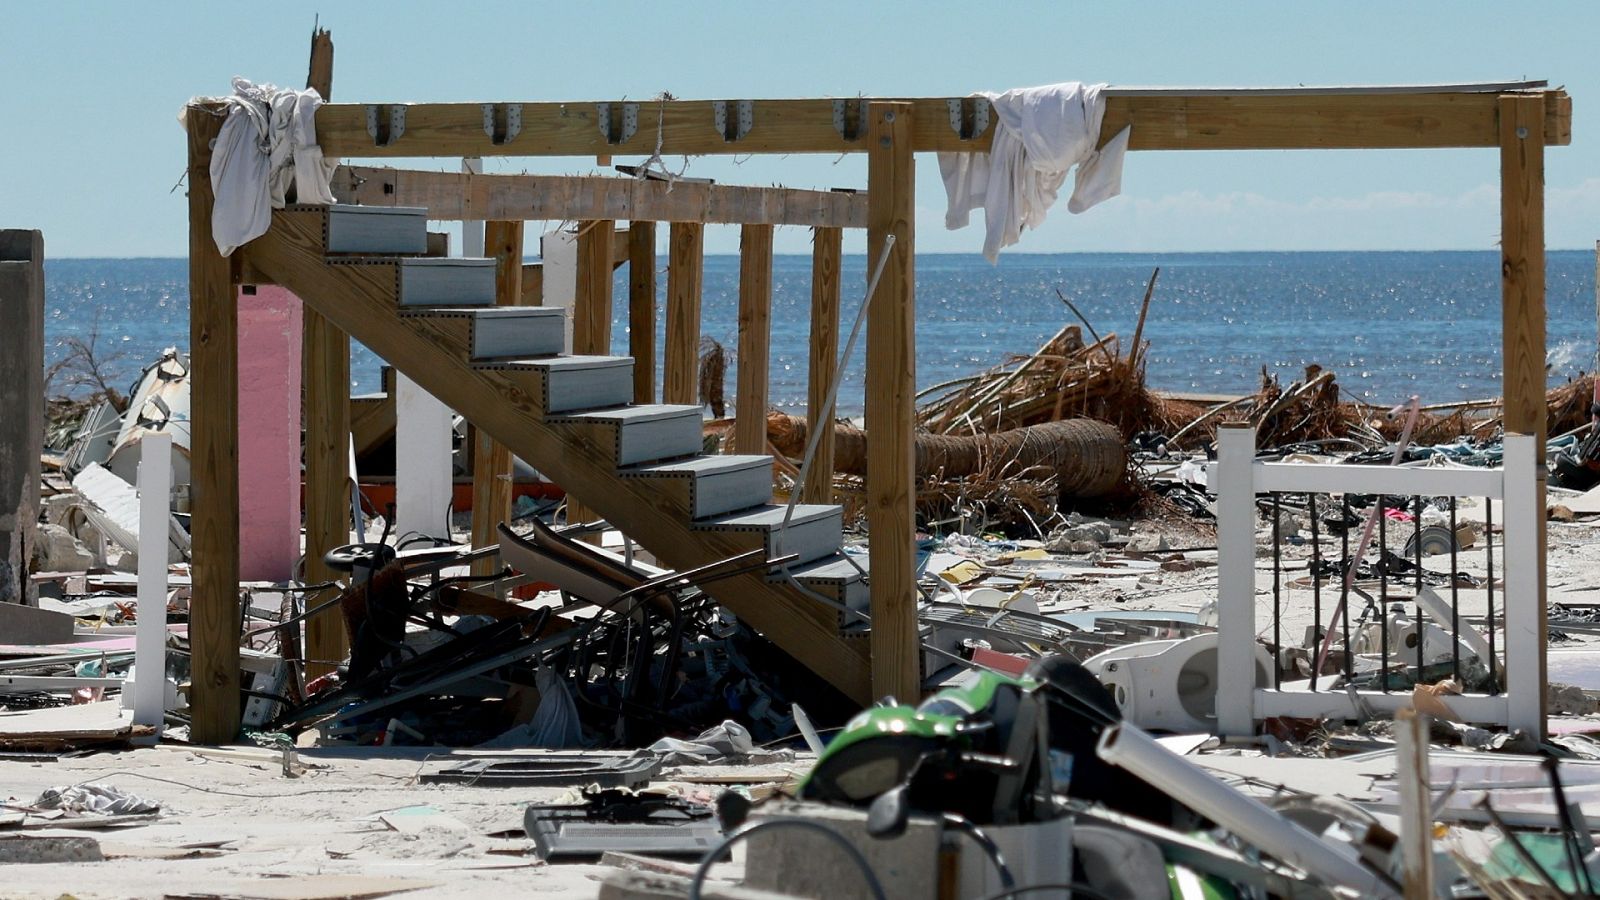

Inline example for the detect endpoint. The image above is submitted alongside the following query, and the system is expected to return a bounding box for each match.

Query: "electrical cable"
[687,818,887,900]
[974,883,1116,900]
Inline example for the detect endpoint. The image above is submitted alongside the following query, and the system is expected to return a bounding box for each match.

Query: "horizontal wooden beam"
[1102,90,1572,151]
[315,89,1569,159]
[331,166,869,228]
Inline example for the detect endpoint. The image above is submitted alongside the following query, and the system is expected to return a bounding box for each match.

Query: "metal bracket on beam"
[366,105,407,147]
[946,97,990,141]
[596,102,638,145]
[482,103,522,146]
[713,100,754,142]
[832,99,867,142]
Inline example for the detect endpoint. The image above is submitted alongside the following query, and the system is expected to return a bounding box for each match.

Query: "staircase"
[250,205,873,702]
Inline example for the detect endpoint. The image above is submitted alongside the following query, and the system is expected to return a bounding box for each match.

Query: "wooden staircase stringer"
[245,209,872,703]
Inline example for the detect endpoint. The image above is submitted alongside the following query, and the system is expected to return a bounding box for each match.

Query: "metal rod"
[1379,499,1389,692]
[1449,496,1460,683]
[1485,497,1497,692]
[1309,493,1321,692]
[1340,495,1353,678]
[1414,495,1425,681]
[1272,492,1282,691]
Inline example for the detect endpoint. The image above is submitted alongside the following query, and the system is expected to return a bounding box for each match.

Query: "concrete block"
[0,835,103,864]
[0,601,74,644]
[0,229,44,606]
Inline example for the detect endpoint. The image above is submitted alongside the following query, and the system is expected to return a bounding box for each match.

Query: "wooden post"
[1499,93,1548,735]
[663,222,704,406]
[805,226,843,503]
[1395,709,1434,899]
[0,229,43,607]
[186,105,241,743]
[628,222,657,404]
[470,220,523,574]
[301,27,350,678]
[735,224,774,454]
[865,102,920,703]
[568,220,613,530]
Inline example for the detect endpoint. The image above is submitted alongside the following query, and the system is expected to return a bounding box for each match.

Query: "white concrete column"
[1501,434,1544,736]
[1213,423,1259,738]
[133,432,172,730]
[540,229,578,354]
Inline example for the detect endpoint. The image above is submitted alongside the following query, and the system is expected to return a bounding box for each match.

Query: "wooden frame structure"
[185,78,1571,742]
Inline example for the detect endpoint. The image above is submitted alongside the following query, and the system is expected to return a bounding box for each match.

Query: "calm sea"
[41,251,1598,417]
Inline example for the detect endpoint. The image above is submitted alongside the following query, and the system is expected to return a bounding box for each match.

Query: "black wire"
[975,883,1117,900]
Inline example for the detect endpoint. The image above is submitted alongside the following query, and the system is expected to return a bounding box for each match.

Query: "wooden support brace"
[186,106,241,743]
[805,226,843,503]
[470,220,523,574]
[865,102,920,703]
[735,224,773,454]
[664,222,704,407]
[568,220,614,531]
[1498,93,1549,735]
[301,28,350,679]
[628,222,657,404]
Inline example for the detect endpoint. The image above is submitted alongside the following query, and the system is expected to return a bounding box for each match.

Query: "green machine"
[797,660,1238,899]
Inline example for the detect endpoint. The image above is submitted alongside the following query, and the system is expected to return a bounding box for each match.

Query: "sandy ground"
[7,502,1599,898]
[0,747,769,900]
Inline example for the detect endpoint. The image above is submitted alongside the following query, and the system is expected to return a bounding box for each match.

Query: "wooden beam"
[1498,93,1549,735]
[804,226,842,503]
[735,225,774,454]
[186,106,241,743]
[865,102,920,703]
[314,90,1571,159]
[301,27,350,680]
[470,220,523,575]
[568,220,614,531]
[331,166,869,229]
[663,222,704,406]
[627,222,657,404]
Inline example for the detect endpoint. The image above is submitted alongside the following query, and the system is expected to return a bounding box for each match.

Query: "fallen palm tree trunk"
[767,411,1126,498]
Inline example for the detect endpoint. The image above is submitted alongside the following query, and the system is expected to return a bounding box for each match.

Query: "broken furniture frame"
[1212,423,1543,735]
[184,80,1569,742]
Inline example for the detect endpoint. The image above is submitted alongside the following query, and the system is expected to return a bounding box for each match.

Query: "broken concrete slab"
[0,833,102,863]
[0,601,73,644]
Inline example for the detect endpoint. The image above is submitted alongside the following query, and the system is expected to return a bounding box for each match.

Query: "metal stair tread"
[784,555,866,584]
[619,454,771,478]
[325,255,497,267]
[400,306,564,319]
[548,404,703,425]
[695,503,839,530]
[473,354,628,371]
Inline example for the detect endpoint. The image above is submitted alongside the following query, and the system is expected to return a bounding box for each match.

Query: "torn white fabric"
[200,78,336,256]
[938,82,1132,263]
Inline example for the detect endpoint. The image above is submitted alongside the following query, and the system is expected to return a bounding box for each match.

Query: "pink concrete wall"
[237,286,304,582]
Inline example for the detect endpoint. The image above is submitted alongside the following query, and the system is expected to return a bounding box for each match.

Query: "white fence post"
[1214,423,1259,737]
[1500,434,1543,736]
[133,432,172,730]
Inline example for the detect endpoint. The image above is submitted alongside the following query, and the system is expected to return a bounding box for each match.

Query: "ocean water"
[41,251,1598,417]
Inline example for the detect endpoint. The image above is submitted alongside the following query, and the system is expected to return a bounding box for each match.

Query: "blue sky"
[4,2,1598,257]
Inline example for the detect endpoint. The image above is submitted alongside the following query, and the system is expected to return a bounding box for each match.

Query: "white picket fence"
[1208,423,1543,736]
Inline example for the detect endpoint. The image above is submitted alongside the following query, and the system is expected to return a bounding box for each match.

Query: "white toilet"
[1083,632,1271,733]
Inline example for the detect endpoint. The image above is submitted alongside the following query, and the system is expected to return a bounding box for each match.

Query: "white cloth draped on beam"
[196,77,337,256]
[938,82,1132,263]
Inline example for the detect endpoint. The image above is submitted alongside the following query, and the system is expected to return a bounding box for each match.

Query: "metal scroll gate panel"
[1208,424,1542,736]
